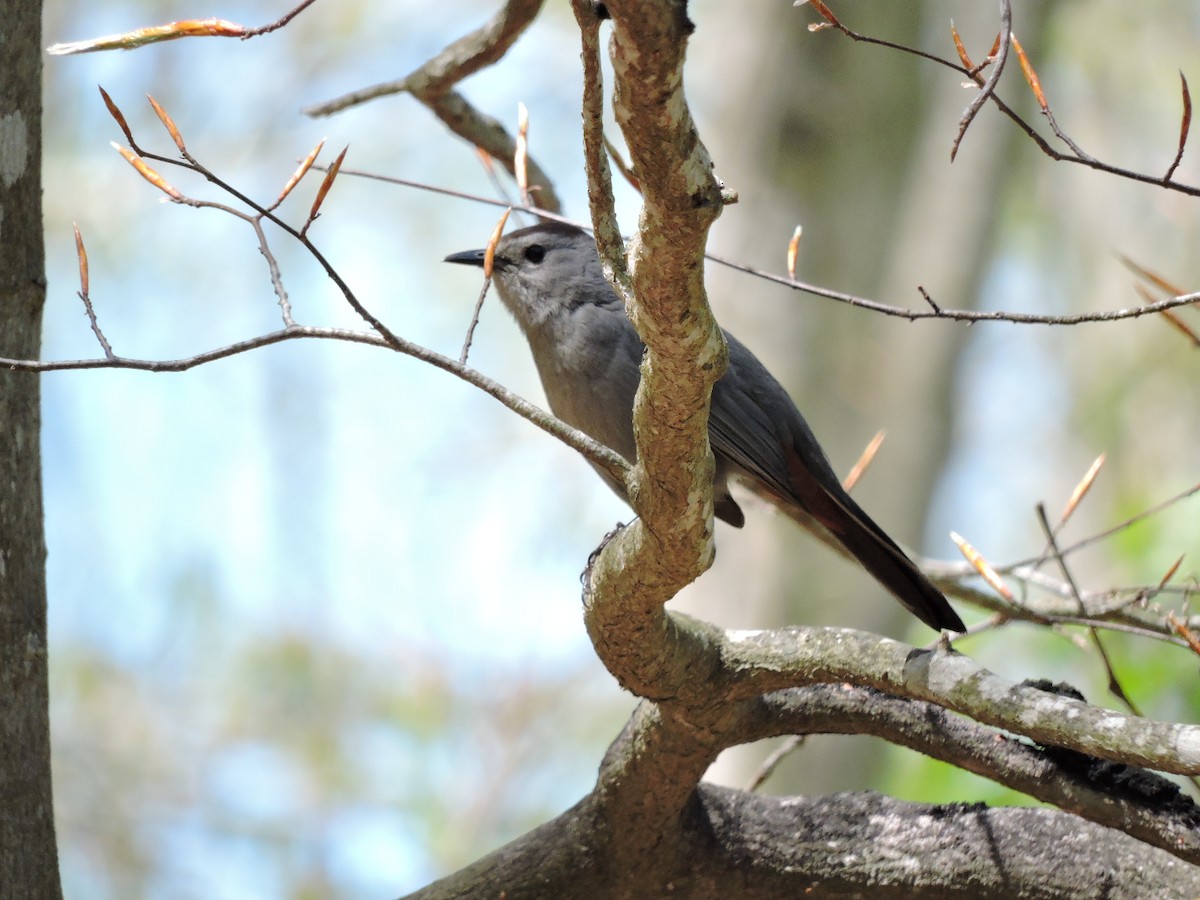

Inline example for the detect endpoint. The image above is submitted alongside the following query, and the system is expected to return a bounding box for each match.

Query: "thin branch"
[1165,71,1193,181]
[800,2,1200,197]
[71,224,115,359]
[76,289,114,361]
[743,735,805,792]
[950,0,1012,161]
[309,0,543,107]
[249,216,296,327]
[459,209,511,364]
[1035,503,1143,717]
[1014,481,1200,569]
[46,96,628,490]
[243,0,321,38]
[571,0,630,296]
[0,325,628,486]
[302,0,561,215]
[582,0,729,680]
[711,252,1200,324]
[317,166,1200,328]
[47,0,320,55]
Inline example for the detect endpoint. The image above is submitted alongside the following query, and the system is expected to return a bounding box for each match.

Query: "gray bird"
[446,221,965,633]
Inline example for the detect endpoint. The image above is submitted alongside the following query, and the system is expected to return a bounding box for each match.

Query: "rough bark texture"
[407,778,1200,899]
[0,0,62,895]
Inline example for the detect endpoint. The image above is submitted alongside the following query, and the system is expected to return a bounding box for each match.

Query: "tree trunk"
[0,0,62,894]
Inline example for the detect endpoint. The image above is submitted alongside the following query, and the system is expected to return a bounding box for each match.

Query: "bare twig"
[1018,481,1200,569]
[316,164,1200,328]
[951,0,1011,161]
[1165,72,1193,181]
[72,225,114,360]
[302,0,561,215]
[1035,503,1142,716]
[723,251,1200,324]
[800,1,1200,197]
[0,324,629,486]
[460,209,511,364]
[744,735,805,792]
[572,0,630,296]
[243,0,321,38]
[249,216,296,327]
[47,0,320,55]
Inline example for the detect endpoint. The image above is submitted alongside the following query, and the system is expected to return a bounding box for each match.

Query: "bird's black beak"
[444,248,487,268]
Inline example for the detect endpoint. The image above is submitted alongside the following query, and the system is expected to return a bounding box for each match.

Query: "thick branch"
[581,0,728,694]
[571,0,629,293]
[752,685,1200,862]
[719,625,1200,774]
[406,785,1200,899]
[412,675,1200,896]
[304,0,561,213]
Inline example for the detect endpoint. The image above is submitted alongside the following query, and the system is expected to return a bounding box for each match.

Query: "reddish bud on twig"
[49,18,246,55]
[1166,72,1192,181]
[475,147,497,177]
[1158,555,1185,591]
[786,226,803,281]
[805,0,843,30]
[484,208,512,279]
[1121,255,1188,297]
[1060,454,1106,525]
[111,142,183,200]
[842,429,884,493]
[73,223,89,298]
[98,87,135,146]
[1134,284,1200,347]
[1167,610,1200,657]
[146,94,186,153]
[986,31,1002,62]
[303,144,347,236]
[1159,308,1200,347]
[950,20,975,72]
[459,208,512,366]
[275,139,325,207]
[515,103,530,208]
[951,531,1014,601]
[1122,257,1199,346]
[1011,35,1048,112]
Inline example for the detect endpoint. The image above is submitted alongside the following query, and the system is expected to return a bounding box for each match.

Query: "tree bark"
[0,0,62,895]
[405,783,1200,899]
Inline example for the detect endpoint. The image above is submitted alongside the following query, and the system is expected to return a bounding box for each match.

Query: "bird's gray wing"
[708,331,832,504]
[710,333,965,632]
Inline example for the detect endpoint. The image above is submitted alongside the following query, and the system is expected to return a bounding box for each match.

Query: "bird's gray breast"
[525,301,643,465]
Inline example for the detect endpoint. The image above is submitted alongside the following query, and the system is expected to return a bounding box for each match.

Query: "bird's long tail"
[784,455,965,633]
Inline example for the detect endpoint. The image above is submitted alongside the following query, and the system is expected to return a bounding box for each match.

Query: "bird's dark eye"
[524,244,546,264]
